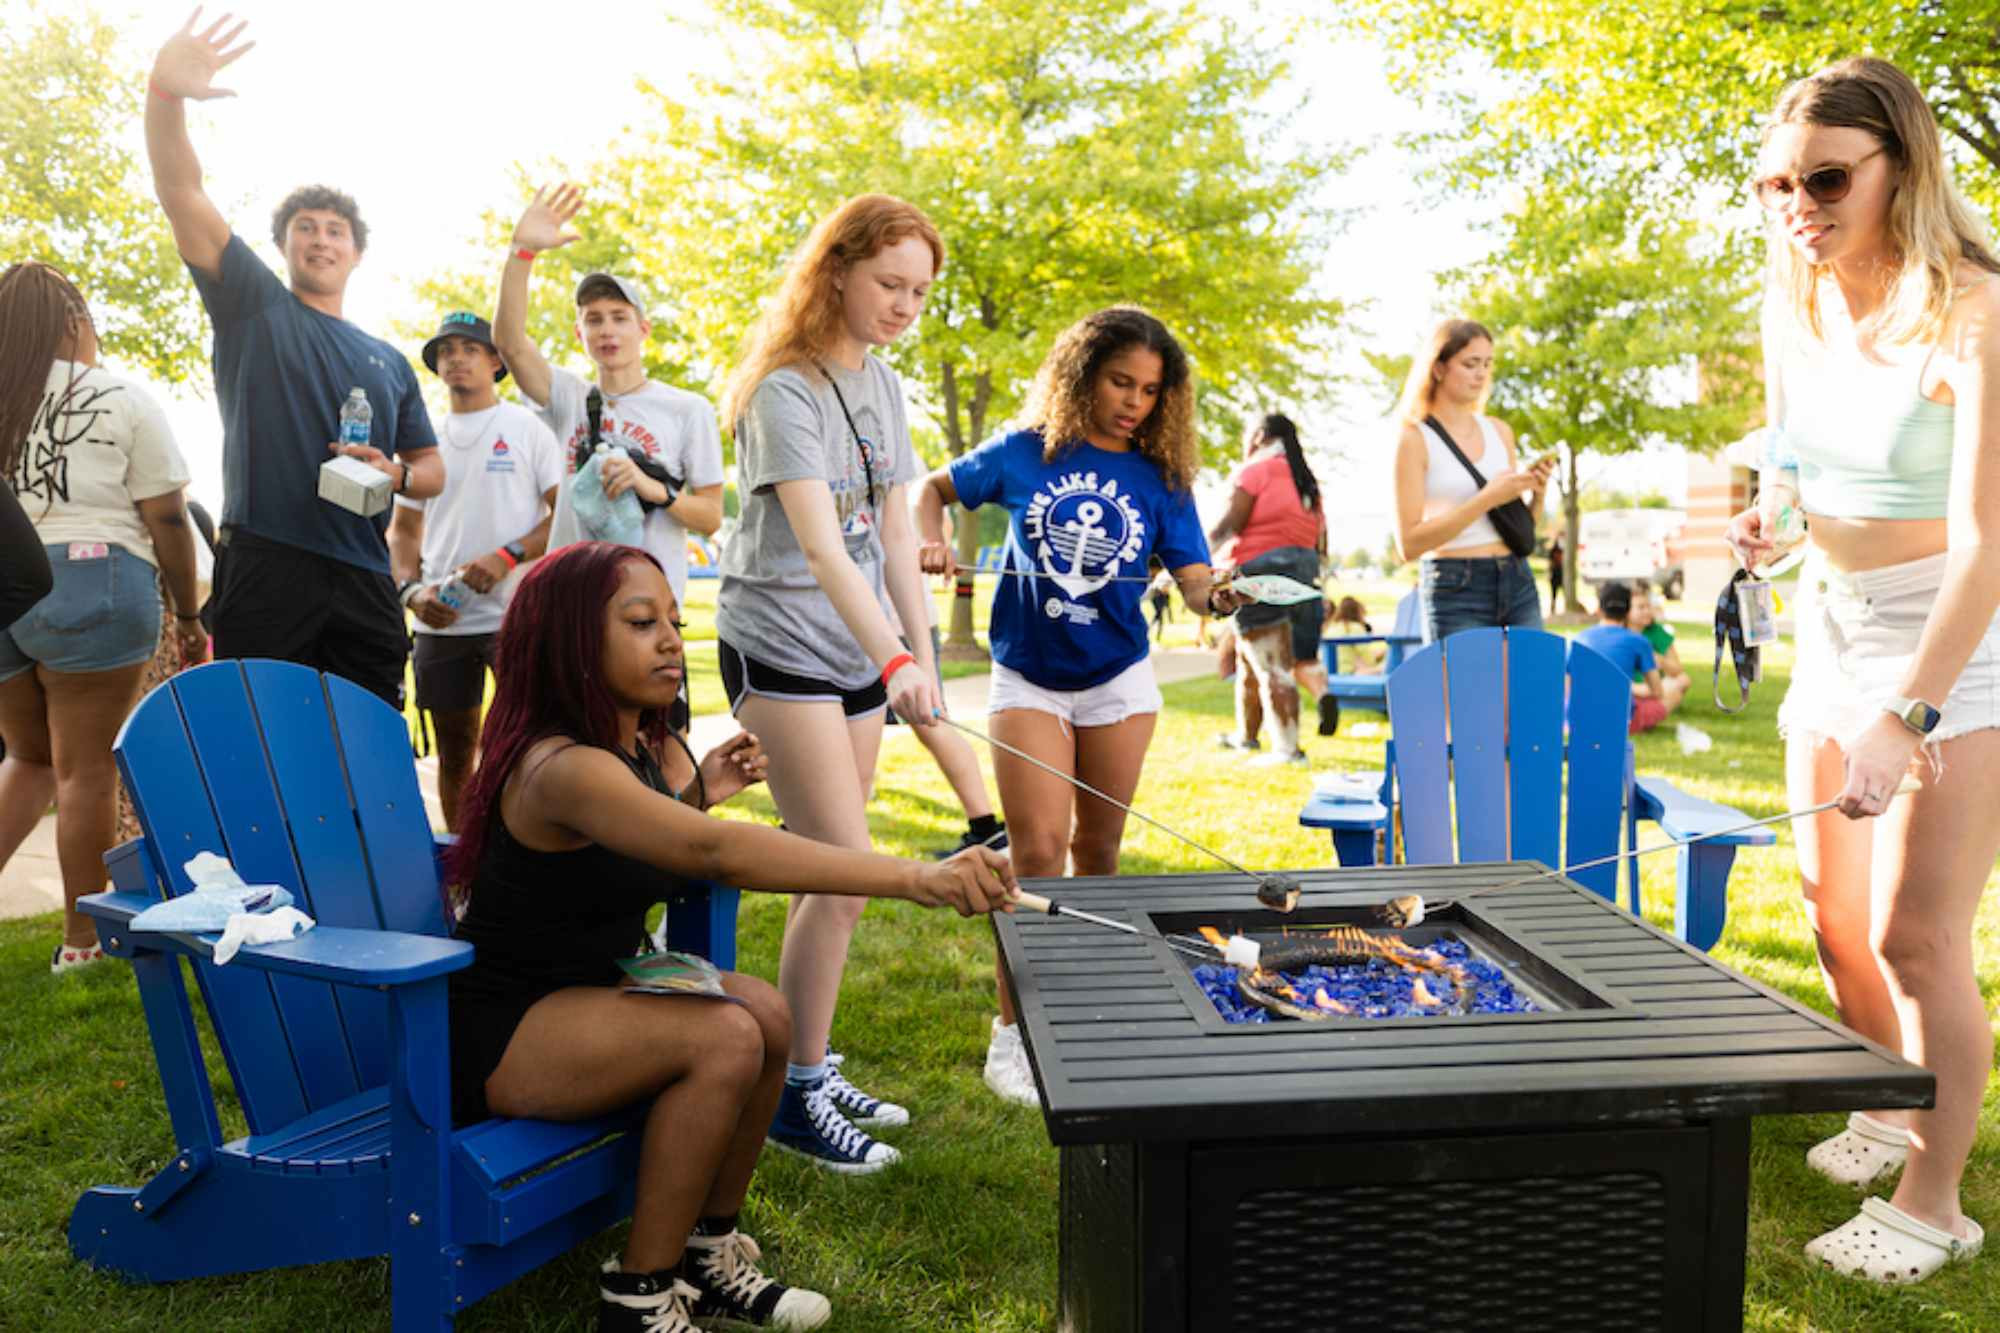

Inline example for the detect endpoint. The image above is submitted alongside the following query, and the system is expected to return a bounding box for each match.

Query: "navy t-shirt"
[1575,623,1657,680]
[190,236,436,573]
[949,429,1210,690]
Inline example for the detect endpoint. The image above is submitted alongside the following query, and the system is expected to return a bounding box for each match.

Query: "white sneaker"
[983,1018,1040,1107]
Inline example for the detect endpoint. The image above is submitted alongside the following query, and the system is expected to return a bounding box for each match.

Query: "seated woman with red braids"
[443,541,1016,1333]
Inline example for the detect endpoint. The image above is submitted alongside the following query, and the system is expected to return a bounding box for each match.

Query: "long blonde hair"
[1018,306,1200,493]
[721,194,944,427]
[1393,318,1493,424]
[1765,57,2000,348]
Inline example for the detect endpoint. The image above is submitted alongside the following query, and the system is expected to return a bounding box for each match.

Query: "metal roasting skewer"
[1010,890,1221,962]
[1406,776,1926,919]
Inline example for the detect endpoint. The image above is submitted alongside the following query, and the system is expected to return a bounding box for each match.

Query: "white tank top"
[1420,416,1511,554]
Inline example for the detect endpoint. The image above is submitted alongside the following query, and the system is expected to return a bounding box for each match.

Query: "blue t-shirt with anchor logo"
[950,428,1209,690]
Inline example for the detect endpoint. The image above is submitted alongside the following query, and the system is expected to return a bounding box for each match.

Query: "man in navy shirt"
[146,14,443,707]
[1575,581,1683,734]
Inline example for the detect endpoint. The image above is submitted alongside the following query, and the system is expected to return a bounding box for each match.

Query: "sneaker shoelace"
[603,1273,702,1332]
[821,1066,880,1115]
[692,1231,775,1307]
[804,1082,875,1159]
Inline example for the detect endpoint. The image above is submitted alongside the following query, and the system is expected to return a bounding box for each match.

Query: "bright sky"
[94,0,1681,548]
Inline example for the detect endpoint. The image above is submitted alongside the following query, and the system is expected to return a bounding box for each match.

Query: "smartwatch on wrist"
[503,540,529,566]
[394,461,411,495]
[1885,696,1942,736]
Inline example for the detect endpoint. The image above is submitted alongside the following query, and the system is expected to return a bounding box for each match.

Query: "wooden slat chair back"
[1387,625,1633,900]
[1301,627,1772,949]
[68,659,738,1327]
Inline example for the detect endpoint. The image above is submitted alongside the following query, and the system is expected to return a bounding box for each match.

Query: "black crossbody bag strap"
[1424,415,1535,557]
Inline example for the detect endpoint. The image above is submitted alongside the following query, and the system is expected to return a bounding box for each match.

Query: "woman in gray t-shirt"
[715,195,951,1173]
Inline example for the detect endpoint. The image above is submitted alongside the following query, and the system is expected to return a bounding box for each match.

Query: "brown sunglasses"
[1752,147,1886,210]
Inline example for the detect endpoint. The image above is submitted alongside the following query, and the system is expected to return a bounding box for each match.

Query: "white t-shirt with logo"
[395,401,562,636]
[535,367,725,598]
[9,360,189,566]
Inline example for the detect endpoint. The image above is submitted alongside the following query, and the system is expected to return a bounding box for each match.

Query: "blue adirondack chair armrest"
[80,890,474,986]
[1297,792,1389,830]
[1630,776,1778,848]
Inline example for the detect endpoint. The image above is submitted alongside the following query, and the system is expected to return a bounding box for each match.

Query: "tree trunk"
[941,362,990,658]
[1562,443,1582,612]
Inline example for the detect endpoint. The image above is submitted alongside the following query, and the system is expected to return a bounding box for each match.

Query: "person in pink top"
[1208,413,1330,759]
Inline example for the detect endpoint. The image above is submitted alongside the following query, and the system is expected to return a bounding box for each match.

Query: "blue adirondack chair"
[1315,588,1425,735]
[70,659,739,1328]
[1299,627,1772,951]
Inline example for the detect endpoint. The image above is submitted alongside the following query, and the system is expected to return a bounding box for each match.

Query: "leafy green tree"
[415,0,1350,649]
[1350,0,2000,215]
[1,5,206,383]
[1450,181,1761,608]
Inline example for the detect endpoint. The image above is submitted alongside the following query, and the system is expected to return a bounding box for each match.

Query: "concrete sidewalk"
[0,647,1221,924]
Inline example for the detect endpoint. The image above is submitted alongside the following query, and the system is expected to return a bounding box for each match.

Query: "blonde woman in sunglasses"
[1729,56,2000,1285]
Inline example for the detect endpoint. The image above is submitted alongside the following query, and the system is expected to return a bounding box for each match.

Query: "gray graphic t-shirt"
[717,357,919,688]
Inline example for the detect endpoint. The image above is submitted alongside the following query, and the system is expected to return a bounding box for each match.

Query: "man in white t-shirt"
[387,311,562,829]
[491,185,725,601]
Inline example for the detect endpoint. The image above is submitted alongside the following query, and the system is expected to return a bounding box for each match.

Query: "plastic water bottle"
[1755,427,1805,576]
[570,444,646,547]
[434,571,475,610]
[339,387,372,449]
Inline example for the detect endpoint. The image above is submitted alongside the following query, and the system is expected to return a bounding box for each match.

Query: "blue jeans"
[0,543,161,680]
[1422,554,1544,642]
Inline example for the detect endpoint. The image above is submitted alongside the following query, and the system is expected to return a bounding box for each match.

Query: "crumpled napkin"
[129,851,298,934]
[213,906,315,964]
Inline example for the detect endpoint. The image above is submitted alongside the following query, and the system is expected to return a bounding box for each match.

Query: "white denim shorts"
[1778,549,2000,752]
[988,656,1163,728]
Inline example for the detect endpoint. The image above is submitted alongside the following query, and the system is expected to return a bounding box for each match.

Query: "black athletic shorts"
[413,632,498,713]
[209,528,408,709]
[718,639,887,718]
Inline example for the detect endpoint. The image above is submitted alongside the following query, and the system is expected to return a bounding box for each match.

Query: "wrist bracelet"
[880,651,916,686]
[398,580,422,608]
[149,79,181,103]
[513,247,537,262]
[495,546,519,571]
[395,461,411,495]
[174,611,203,622]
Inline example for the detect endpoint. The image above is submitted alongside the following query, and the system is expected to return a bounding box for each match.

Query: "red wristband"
[149,79,181,103]
[494,547,519,571]
[513,247,537,263]
[880,651,916,686]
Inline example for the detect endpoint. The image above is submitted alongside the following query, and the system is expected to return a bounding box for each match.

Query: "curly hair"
[721,194,943,427]
[1019,306,1198,492]
[270,184,369,254]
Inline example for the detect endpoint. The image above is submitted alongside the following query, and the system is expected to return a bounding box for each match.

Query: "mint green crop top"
[1777,323,1954,520]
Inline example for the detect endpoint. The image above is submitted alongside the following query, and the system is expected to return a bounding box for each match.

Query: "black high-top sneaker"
[598,1261,702,1333]
[679,1229,832,1330]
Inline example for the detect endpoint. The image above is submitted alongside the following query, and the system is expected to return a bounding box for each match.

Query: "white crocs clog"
[1806,1112,1909,1187]
[1805,1196,1983,1285]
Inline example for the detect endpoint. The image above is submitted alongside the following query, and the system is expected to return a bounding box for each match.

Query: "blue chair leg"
[1330,827,1378,867]
[667,886,740,972]
[1675,844,1737,952]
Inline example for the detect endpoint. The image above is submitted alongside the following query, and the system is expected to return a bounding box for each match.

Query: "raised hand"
[512,185,585,255]
[153,8,255,101]
[697,732,769,808]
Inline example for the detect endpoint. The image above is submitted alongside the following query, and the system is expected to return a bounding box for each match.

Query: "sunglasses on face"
[1752,146,1885,210]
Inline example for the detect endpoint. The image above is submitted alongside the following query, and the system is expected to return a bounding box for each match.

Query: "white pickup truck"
[1577,508,1687,601]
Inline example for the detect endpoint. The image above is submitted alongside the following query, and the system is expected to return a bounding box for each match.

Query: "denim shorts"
[1234,546,1324,663]
[1779,549,2000,752]
[1421,554,1544,642]
[0,543,162,681]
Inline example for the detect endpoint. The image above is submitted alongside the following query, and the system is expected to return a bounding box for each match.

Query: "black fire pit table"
[994,863,1933,1333]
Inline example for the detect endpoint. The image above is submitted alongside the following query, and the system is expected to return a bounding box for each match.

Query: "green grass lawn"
[3,609,1994,1330]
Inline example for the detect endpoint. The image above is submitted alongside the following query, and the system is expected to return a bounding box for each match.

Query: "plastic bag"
[128,852,296,933]
[569,445,646,547]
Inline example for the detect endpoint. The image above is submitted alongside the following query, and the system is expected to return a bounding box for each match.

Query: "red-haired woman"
[715,194,947,1171]
[446,542,1013,1332]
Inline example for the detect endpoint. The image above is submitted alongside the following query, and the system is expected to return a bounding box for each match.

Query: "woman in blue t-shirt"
[916,306,1242,1104]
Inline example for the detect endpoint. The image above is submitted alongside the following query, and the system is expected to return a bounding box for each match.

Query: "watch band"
[1885,696,1942,736]
[503,540,529,565]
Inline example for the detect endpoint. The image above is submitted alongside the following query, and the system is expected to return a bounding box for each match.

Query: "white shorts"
[1778,548,2000,751]
[988,657,1163,728]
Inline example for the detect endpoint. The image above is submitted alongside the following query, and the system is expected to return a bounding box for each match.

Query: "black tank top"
[450,740,697,1003]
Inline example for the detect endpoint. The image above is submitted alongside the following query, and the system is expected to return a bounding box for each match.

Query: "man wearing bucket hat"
[492,185,725,602]
[387,311,563,829]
